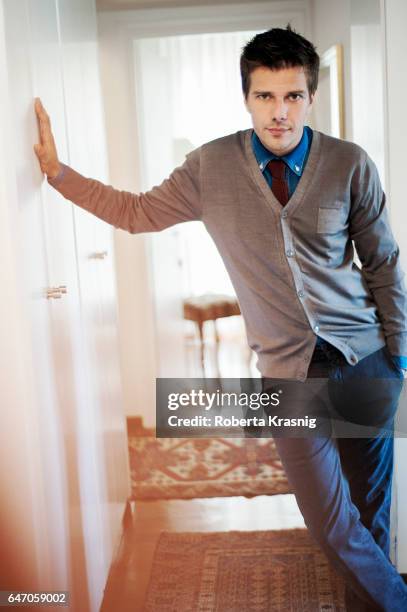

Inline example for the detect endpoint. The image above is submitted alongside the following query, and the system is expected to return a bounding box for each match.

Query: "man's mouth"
[266,127,289,134]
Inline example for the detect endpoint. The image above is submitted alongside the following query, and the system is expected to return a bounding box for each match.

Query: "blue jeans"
[262,343,407,611]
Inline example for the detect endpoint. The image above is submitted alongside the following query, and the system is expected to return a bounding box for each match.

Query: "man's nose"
[271,99,288,122]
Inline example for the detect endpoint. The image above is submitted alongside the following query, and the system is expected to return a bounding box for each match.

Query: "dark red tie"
[267,159,289,206]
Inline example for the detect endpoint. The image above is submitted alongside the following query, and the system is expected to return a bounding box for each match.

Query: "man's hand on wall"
[33,97,61,180]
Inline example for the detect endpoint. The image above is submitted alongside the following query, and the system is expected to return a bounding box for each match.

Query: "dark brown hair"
[240,25,320,99]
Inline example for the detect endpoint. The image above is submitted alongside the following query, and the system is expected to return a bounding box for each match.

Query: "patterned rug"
[128,426,292,500]
[144,529,346,611]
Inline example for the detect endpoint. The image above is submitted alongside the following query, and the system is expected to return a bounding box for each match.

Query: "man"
[34,25,407,611]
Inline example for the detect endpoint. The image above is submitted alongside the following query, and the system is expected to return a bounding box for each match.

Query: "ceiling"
[96,0,269,11]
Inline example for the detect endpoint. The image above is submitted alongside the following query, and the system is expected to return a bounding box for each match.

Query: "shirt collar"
[252,126,310,176]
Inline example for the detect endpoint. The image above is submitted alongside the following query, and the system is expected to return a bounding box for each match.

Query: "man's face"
[244,65,314,156]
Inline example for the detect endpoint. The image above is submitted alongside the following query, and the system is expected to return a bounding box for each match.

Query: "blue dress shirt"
[251,126,312,196]
[251,126,407,371]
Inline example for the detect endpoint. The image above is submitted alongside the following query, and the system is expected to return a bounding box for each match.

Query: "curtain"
[135,30,259,296]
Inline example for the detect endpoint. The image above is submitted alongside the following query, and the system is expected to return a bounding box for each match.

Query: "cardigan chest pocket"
[317,201,348,234]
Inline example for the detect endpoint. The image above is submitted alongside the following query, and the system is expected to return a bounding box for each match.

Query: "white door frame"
[381,0,407,573]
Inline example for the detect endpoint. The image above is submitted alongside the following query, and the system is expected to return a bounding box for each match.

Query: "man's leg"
[331,346,404,609]
[338,436,394,611]
[263,346,407,611]
[273,434,407,611]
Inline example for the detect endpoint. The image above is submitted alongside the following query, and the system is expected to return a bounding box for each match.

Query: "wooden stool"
[183,293,241,376]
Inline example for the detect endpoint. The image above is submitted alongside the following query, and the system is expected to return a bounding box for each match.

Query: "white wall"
[0,5,48,591]
[310,0,353,139]
[384,0,407,572]
[0,0,129,607]
[97,14,158,426]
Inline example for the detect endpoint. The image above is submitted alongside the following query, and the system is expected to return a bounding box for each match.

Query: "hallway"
[2,0,407,609]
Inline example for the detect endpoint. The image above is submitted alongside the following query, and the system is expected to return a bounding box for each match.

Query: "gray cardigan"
[48,129,407,380]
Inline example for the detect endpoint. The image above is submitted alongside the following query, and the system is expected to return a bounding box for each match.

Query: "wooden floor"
[100,494,304,611]
[101,328,304,610]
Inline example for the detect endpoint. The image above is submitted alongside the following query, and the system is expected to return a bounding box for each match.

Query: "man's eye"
[256,94,270,100]
[288,94,302,101]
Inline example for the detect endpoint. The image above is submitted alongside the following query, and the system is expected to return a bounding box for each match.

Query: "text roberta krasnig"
[167,414,317,429]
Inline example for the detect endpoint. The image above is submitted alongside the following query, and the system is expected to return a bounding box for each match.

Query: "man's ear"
[306,91,316,117]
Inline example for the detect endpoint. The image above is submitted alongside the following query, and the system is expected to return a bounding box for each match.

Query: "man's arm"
[33,98,201,233]
[45,157,201,234]
[349,152,407,361]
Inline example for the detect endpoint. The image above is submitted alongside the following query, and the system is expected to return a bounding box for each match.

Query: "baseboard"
[122,498,134,532]
[100,500,135,611]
